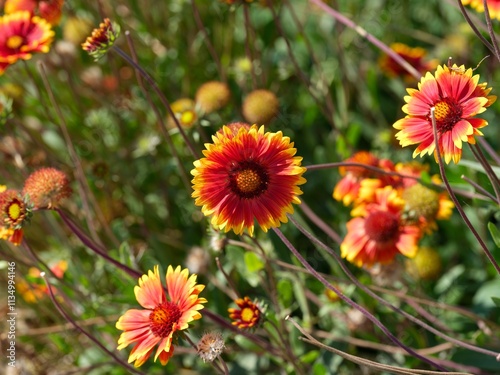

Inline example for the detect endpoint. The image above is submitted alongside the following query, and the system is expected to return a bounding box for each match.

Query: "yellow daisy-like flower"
[116,265,207,367]
[191,125,306,236]
[393,64,496,164]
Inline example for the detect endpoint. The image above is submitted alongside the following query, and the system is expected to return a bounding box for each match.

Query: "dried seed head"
[197,331,225,363]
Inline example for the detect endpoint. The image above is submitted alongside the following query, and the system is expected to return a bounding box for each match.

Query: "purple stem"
[41,274,145,375]
[272,227,448,371]
[430,108,500,276]
[288,214,500,359]
[56,208,142,279]
[309,0,421,80]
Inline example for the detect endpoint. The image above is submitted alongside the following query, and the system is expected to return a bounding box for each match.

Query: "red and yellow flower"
[0,11,54,74]
[191,125,306,236]
[379,43,438,81]
[228,296,261,329]
[4,0,64,25]
[341,186,421,267]
[81,18,120,61]
[116,265,206,367]
[0,188,32,246]
[333,151,397,206]
[462,0,500,21]
[393,64,496,164]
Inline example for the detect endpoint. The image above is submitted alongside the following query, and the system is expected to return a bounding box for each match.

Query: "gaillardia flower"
[81,18,120,61]
[195,81,231,114]
[341,186,421,267]
[0,11,54,74]
[393,64,496,164]
[23,167,72,209]
[333,151,396,206]
[116,265,207,367]
[191,125,306,236]
[379,43,437,81]
[228,296,261,329]
[0,189,33,245]
[167,98,198,129]
[462,0,500,21]
[401,182,454,233]
[242,89,279,125]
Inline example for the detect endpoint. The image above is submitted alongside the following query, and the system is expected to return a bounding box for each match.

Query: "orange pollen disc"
[7,36,24,50]
[241,307,256,322]
[229,161,269,199]
[149,302,182,338]
[364,210,400,243]
[430,98,462,133]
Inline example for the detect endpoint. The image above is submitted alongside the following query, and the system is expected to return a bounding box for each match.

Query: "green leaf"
[488,222,500,248]
[244,252,265,272]
[473,279,500,308]
[491,296,500,307]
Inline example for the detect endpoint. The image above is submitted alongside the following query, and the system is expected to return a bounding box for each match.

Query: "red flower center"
[149,302,182,338]
[364,210,400,243]
[228,161,269,198]
[431,97,463,133]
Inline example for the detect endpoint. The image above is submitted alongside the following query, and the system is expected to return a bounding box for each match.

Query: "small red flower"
[228,296,261,329]
[0,189,32,246]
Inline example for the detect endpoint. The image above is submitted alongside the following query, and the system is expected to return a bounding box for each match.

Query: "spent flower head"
[81,18,120,61]
[23,167,72,209]
[197,331,225,363]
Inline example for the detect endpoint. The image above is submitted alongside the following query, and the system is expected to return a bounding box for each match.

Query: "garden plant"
[0,0,500,374]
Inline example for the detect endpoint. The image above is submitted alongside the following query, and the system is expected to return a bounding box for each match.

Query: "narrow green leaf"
[488,222,500,248]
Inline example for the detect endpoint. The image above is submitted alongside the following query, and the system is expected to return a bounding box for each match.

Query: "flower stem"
[56,208,142,279]
[273,227,448,370]
[309,0,421,80]
[430,107,500,276]
[287,215,500,360]
[111,45,200,159]
[41,273,145,375]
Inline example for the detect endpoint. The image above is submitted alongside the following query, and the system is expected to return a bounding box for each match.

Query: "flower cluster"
[0,168,71,246]
[334,151,453,268]
[18,260,67,303]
